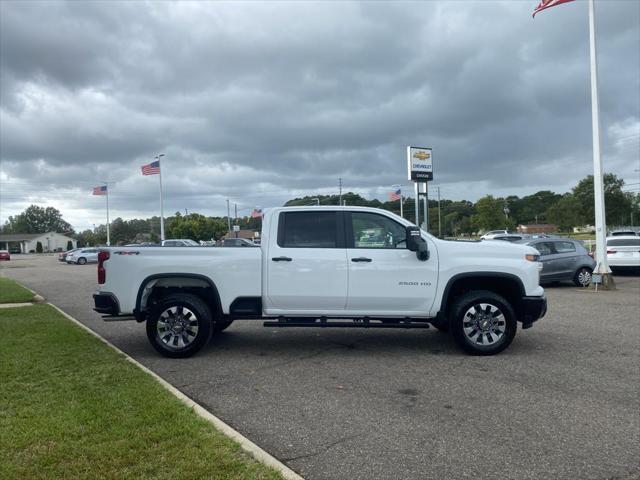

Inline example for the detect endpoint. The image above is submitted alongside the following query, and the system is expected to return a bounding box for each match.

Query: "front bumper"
[93,292,120,315]
[520,295,547,328]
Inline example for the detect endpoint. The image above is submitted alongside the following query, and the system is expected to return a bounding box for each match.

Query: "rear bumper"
[93,292,120,315]
[520,295,547,328]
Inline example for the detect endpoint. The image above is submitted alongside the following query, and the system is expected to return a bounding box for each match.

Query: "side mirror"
[406,226,429,261]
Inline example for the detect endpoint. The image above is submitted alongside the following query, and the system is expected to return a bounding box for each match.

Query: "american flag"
[141,160,160,175]
[389,188,401,202]
[533,0,574,18]
[251,208,263,218]
[92,185,107,195]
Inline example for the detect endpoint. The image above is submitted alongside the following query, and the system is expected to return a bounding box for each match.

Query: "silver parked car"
[516,238,596,287]
[66,248,99,265]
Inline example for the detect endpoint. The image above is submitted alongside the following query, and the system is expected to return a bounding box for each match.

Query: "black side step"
[263,319,430,329]
[102,315,137,322]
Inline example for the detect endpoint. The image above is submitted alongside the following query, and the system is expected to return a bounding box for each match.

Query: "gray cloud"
[1,0,638,229]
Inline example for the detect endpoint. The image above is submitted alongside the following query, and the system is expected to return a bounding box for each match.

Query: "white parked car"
[94,206,547,358]
[162,239,200,247]
[67,248,99,265]
[606,236,640,269]
[480,230,510,240]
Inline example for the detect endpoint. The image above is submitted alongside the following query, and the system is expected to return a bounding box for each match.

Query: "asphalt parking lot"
[2,255,639,480]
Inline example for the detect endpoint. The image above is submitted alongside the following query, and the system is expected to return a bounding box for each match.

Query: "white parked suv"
[94,207,547,357]
[480,230,510,240]
[606,236,640,269]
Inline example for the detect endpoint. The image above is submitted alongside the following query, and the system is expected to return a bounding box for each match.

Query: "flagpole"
[105,183,110,246]
[400,188,404,218]
[588,0,614,288]
[156,154,165,242]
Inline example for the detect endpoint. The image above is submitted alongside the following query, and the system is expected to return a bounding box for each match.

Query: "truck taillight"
[98,251,109,284]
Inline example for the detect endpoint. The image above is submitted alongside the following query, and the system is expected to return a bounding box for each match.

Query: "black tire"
[450,290,517,355]
[77,257,87,265]
[146,293,213,358]
[213,319,234,333]
[573,267,592,287]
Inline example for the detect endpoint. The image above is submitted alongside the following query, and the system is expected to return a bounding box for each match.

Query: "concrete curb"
[47,303,305,480]
[0,302,33,309]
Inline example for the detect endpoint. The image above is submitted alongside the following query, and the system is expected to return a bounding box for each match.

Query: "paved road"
[2,255,639,480]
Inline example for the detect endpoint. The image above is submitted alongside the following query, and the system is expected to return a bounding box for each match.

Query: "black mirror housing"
[406,226,429,261]
[406,226,421,251]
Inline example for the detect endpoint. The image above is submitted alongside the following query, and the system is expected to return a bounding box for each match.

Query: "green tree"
[66,240,73,250]
[472,195,514,231]
[36,241,43,253]
[572,173,632,226]
[545,194,582,231]
[2,205,74,234]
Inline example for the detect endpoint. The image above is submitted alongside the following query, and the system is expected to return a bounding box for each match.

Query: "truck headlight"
[525,254,540,262]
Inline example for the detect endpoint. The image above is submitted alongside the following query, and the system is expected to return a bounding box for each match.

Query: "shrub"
[36,242,43,253]
[67,240,73,250]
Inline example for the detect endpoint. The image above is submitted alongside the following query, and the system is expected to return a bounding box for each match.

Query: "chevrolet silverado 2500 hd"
[93,206,547,357]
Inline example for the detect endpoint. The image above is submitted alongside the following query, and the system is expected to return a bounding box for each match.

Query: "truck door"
[345,212,437,316]
[265,211,349,314]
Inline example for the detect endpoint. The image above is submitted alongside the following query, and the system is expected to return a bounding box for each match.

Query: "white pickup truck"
[94,206,547,357]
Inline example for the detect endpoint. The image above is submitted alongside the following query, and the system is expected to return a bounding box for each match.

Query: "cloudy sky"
[1,0,638,231]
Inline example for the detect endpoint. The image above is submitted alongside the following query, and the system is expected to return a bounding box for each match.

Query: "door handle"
[351,257,372,262]
[272,256,292,262]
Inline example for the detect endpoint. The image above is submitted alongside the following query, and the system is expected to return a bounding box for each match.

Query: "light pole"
[155,153,165,241]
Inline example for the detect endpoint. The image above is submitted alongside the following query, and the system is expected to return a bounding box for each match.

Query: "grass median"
[0,304,284,480]
[0,277,35,303]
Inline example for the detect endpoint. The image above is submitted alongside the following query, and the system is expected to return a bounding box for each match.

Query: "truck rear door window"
[279,212,338,248]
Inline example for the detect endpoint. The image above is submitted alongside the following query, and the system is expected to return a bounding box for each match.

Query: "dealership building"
[0,232,77,253]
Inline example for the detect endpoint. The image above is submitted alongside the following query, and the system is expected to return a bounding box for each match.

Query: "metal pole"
[423,182,429,232]
[414,182,419,226]
[339,178,342,205]
[588,0,613,286]
[234,203,238,238]
[400,188,404,218]
[226,199,231,231]
[437,186,441,238]
[156,154,165,242]
[105,183,110,246]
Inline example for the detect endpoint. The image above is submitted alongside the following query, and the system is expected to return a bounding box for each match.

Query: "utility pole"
[155,154,165,242]
[338,178,342,206]
[437,186,441,238]
[588,0,614,288]
[234,203,238,238]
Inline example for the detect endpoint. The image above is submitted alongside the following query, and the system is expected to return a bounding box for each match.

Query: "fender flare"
[134,273,223,320]
[438,272,525,315]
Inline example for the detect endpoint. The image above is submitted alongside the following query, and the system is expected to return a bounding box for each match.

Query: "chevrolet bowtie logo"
[413,151,431,160]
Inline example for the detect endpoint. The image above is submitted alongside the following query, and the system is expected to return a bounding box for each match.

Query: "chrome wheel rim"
[157,306,199,350]
[578,269,591,286]
[462,303,506,346]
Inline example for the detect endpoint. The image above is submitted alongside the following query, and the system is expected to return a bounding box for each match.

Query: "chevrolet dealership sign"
[407,146,433,181]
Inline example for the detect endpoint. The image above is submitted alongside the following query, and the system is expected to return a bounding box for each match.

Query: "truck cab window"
[351,212,406,249]
[280,212,337,248]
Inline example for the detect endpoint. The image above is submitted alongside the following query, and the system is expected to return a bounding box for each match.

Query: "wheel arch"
[135,273,223,322]
[439,272,525,319]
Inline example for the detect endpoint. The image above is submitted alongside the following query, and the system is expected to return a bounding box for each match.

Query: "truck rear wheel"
[146,293,213,358]
[450,290,516,355]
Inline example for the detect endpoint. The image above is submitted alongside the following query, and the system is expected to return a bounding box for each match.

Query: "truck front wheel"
[146,293,213,358]
[450,290,516,355]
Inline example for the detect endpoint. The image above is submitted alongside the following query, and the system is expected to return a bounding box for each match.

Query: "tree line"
[2,173,637,246]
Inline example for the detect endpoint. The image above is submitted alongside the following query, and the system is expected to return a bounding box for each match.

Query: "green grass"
[0,304,284,480]
[0,277,35,303]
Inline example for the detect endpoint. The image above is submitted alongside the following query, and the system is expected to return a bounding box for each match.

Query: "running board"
[101,315,137,322]
[263,319,430,329]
